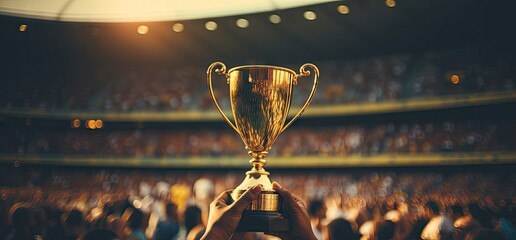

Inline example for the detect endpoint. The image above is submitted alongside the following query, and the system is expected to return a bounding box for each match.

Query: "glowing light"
[86,120,96,129]
[337,5,350,14]
[19,24,27,32]
[269,14,281,24]
[133,199,142,209]
[72,119,81,128]
[205,21,217,31]
[90,208,103,218]
[95,119,103,129]
[172,23,184,32]
[386,0,396,7]
[236,18,249,28]
[137,25,149,35]
[304,11,317,21]
[450,74,460,84]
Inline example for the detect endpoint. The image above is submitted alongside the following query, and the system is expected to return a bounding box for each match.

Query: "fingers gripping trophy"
[207,62,319,232]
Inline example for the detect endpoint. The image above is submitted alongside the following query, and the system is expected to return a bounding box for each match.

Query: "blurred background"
[0,0,515,239]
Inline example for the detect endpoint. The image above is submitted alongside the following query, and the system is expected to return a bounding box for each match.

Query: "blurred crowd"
[1,48,514,112]
[1,45,515,240]
[1,119,513,157]
[0,168,514,240]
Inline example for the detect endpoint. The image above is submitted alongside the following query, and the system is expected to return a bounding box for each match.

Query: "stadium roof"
[0,0,514,65]
[0,0,337,22]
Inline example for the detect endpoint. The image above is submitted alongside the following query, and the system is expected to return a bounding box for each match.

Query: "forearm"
[200,229,228,240]
[201,222,234,240]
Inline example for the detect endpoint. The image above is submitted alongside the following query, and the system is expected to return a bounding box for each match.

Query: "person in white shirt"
[421,201,454,240]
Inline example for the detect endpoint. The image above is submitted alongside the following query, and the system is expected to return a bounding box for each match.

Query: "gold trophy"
[207,62,318,232]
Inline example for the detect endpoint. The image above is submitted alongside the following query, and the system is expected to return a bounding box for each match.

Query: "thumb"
[231,185,262,213]
[212,190,232,208]
[272,182,295,206]
[273,182,305,212]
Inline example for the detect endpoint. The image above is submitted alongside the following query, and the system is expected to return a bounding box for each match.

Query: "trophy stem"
[233,150,273,195]
[247,151,270,176]
[234,150,290,232]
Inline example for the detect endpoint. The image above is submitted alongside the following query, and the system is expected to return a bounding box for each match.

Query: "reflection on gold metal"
[207,62,318,211]
[232,190,280,211]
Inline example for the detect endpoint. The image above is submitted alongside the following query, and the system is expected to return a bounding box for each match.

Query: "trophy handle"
[281,63,319,132]
[207,62,240,133]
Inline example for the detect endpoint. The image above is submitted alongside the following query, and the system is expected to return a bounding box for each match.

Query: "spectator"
[62,209,84,240]
[153,203,180,240]
[184,206,204,240]
[448,204,464,223]
[0,169,513,240]
[464,229,504,240]
[5,205,34,240]
[127,209,147,240]
[106,214,125,240]
[454,203,483,239]
[376,220,396,240]
[406,216,429,240]
[325,218,357,240]
[83,228,118,240]
[421,201,454,240]
[308,199,327,240]
[493,201,516,240]
[384,202,411,240]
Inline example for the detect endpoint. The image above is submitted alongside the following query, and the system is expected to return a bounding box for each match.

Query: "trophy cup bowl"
[207,62,319,232]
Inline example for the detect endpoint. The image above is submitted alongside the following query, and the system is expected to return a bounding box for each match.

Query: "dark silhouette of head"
[308,199,326,219]
[64,209,83,229]
[184,205,203,232]
[376,220,395,240]
[165,202,178,220]
[83,228,118,240]
[326,218,355,240]
[128,208,144,230]
[465,229,504,240]
[425,201,440,215]
[10,206,33,231]
[451,204,464,218]
[468,203,483,220]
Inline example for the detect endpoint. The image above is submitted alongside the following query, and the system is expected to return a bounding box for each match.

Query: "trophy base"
[236,211,289,232]
[232,165,289,232]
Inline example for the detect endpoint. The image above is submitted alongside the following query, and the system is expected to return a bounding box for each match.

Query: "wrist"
[200,232,226,240]
[281,232,317,240]
[200,226,232,240]
[283,236,317,240]
[295,232,318,240]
